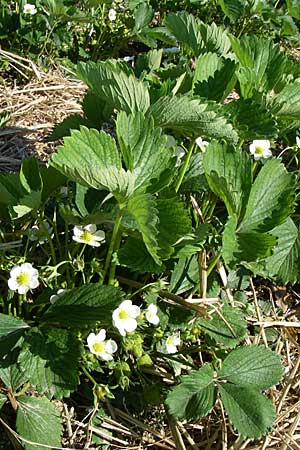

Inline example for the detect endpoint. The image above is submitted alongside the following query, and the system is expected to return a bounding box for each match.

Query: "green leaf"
[238,159,295,233]
[18,328,81,399]
[170,255,199,294]
[0,313,29,341]
[77,60,150,114]
[0,111,10,128]
[222,215,276,267]
[0,393,6,411]
[126,192,160,264]
[19,157,42,194]
[16,396,62,450]
[199,306,247,348]
[50,126,135,202]
[116,111,172,190]
[156,198,192,258]
[166,364,216,420]
[263,218,300,284]
[271,83,300,119]
[218,384,275,438]
[149,96,238,144]
[118,238,164,273]
[223,98,278,140]
[219,345,283,390]
[230,35,286,98]
[0,348,28,392]
[203,141,251,217]
[40,166,67,202]
[133,3,153,31]
[193,54,237,102]
[217,0,245,22]
[180,153,209,193]
[42,284,123,327]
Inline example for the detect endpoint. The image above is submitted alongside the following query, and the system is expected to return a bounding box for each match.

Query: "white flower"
[123,56,135,62]
[8,263,39,295]
[28,220,53,244]
[50,289,67,304]
[145,304,160,325]
[249,140,272,160]
[87,329,118,361]
[72,224,105,247]
[112,300,140,336]
[195,137,209,152]
[108,8,117,21]
[23,3,37,15]
[164,332,180,354]
[296,136,300,148]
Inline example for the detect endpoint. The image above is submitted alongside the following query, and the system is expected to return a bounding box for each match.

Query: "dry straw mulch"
[0,61,299,450]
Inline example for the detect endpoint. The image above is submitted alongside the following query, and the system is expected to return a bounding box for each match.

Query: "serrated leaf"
[218,384,275,438]
[50,126,135,202]
[19,157,42,194]
[199,306,247,348]
[149,96,238,144]
[18,328,81,399]
[16,396,62,450]
[166,364,216,420]
[118,237,164,273]
[77,60,150,114]
[165,12,202,56]
[203,141,251,217]
[116,111,172,190]
[219,345,283,390]
[217,0,245,22]
[180,153,209,193]
[0,313,29,341]
[133,3,153,31]
[126,192,160,264]
[0,393,6,410]
[156,198,192,258]
[263,218,300,284]
[42,284,123,327]
[170,255,199,294]
[238,159,295,233]
[271,82,300,119]
[0,348,28,392]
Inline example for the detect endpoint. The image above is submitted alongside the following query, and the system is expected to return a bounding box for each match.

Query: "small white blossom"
[249,140,272,160]
[87,329,118,361]
[8,263,39,295]
[23,3,37,15]
[28,220,53,244]
[145,304,160,325]
[50,289,67,304]
[108,8,117,21]
[164,332,180,354]
[296,136,300,148]
[195,137,209,152]
[72,224,105,247]
[112,300,140,336]
[123,56,135,62]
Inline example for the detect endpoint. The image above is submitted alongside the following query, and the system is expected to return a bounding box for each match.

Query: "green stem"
[175,143,195,193]
[81,365,97,386]
[103,209,123,284]
[107,229,122,285]
[40,220,57,265]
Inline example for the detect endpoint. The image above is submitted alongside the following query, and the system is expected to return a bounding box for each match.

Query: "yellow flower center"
[16,272,30,286]
[255,146,264,155]
[81,231,93,242]
[93,342,105,353]
[119,310,129,320]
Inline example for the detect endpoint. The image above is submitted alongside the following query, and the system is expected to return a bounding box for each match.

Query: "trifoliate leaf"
[199,306,247,348]
[219,345,284,390]
[77,60,150,114]
[42,284,123,327]
[218,384,275,438]
[166,364,216,420]
[238,159,295,234]
[18,328,81,399]
[16,396,62,450]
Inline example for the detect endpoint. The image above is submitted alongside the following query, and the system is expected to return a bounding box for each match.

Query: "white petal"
[166,343,177,354]
[17,285,29,295]
[124,318,138,333]
[105,339,118,354]
[147,304,157,314]
[73,226,83,237]
[29,278,39,289]
[114,321,126,336]
[86,239,101,247]
[8,278,19,290]
[84,224,97,233]
[21,263,34,272]
[72,236,85,244]
[93,230,105,240]
[99,351,113,361]
[112,308,121,322]
[120,299,132,310]
[10,266,22,278]
[263,149,272,158]
[87,333,96,349]
[129,305,140,318]
[95,329,106,342]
